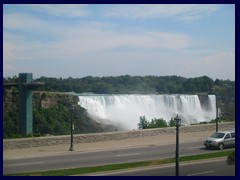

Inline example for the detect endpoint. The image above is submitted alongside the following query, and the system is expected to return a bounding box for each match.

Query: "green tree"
[168,118,176,127]
[138,116,149,129]
[138,116,169,129]
[149,118,168,128]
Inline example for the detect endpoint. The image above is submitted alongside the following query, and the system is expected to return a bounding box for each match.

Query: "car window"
[211,132,225,138]
[231,132,235,138]
[225,133,230,139]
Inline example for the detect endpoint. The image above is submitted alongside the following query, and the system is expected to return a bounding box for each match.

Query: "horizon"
[3,4,235,81]
[3,73,234,82]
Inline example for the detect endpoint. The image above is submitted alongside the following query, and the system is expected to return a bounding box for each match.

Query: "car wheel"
[218,143,224,150]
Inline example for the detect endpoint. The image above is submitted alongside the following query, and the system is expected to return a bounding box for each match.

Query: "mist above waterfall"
[78,94,216,130]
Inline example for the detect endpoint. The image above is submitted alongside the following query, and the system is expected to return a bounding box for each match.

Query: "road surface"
[3,140,234,174]
[90,159,235,176]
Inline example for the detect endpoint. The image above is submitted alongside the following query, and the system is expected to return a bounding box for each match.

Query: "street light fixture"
[69,105,75,151]
[174,114,181,176]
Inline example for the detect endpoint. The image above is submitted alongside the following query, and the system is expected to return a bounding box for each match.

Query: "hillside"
[3,90,119,138]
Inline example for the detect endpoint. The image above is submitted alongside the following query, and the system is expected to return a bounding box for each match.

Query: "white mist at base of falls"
[78,94,216,130]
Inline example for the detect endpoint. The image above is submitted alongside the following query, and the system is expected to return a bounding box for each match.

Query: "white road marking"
[188,146,204,149]
[187,170,214,176]
[8,161,44,166]
[116,153,141,157]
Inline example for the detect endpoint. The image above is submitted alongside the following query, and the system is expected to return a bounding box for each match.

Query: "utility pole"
[69,105,75,151]
[216,101,219,132]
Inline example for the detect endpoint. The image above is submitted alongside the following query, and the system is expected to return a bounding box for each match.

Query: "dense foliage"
[138,116,175,129]
[4,75,217,94]
[42,75,215,94]
[4,75,235,96]
[33,104,117,136]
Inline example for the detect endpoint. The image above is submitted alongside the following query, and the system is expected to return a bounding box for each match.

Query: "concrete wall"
[3,122,235,150]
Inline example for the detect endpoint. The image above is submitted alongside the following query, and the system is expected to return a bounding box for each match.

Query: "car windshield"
[211,132,225,138]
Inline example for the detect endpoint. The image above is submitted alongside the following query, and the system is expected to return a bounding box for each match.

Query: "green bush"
[227,151,235,165]
[138,116,169,129]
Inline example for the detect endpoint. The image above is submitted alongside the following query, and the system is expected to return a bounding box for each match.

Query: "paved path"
[3,130,214,160]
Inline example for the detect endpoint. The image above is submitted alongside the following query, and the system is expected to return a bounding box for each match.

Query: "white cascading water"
[78,94,216,130]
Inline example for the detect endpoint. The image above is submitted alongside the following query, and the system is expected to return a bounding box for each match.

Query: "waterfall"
[78,94,216,130]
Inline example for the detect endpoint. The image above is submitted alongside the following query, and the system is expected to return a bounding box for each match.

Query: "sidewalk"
[3,130,214,160]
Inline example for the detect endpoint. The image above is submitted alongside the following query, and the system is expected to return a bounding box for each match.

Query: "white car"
[204,131,235,150]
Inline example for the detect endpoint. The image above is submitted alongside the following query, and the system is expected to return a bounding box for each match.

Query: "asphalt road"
[92,159,235,176]
[3,140,233,174]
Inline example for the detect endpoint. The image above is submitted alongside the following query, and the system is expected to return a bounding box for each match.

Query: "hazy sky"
[3,4,235,80]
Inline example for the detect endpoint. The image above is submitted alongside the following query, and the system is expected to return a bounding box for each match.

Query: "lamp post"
[174,114,181,176]
[69,105,74,151]
[216,101,219,132]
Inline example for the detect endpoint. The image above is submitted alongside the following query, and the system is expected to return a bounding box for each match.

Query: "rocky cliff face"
[33,91,79,109]
[3,88,19,111]
[4,89,79,111]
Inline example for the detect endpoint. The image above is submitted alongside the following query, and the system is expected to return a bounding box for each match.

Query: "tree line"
[3,75,235,95]
[137,115,228,130]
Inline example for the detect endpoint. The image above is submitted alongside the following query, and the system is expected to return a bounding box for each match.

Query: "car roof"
[215,131,235,133]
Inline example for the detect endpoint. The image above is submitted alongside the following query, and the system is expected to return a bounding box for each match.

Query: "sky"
[3,4,235,80]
